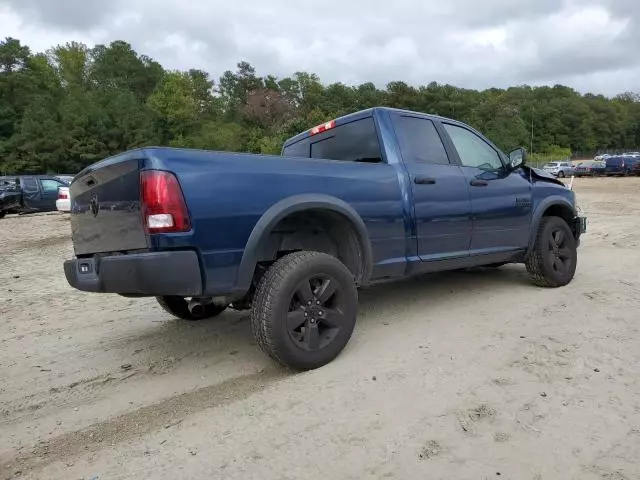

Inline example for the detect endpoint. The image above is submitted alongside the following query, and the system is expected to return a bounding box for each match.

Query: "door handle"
[470,179,489,187]
[414,176,436,185]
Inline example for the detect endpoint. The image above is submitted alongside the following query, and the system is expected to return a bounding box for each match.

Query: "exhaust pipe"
[187,299,206,317]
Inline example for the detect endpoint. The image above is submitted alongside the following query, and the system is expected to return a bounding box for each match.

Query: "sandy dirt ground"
[1,177,639,480]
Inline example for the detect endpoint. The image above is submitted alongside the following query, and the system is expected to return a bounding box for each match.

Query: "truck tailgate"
[70,157,148,256]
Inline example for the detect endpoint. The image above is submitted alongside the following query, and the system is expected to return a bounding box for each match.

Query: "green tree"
[1,36,639,175]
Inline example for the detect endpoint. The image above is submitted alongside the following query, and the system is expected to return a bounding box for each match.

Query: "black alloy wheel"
[526,216,577,287]
[286,274,346,352]
[547,227,573,276]
[251,251,358,370]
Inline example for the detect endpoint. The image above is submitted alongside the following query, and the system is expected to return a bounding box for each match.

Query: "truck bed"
[67,146,406,295]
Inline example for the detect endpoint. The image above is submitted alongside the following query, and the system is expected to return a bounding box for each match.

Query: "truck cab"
[283,108,578,274]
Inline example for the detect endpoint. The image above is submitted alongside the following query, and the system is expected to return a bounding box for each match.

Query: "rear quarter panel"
[143,149,406,295]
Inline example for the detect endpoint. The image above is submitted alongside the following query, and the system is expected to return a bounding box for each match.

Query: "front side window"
[40,179,63,193]
[443,124,503,171]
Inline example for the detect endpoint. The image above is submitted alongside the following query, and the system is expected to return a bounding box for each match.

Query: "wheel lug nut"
[308,301,312,305]
[316,301,320,305]
[318,311,323,316]
[304,312,308,317]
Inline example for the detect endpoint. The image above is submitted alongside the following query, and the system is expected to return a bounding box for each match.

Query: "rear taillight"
[140,170,191,233]
[58,191,69,200]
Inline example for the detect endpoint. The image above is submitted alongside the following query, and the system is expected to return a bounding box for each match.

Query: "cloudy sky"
[0,0,638,95]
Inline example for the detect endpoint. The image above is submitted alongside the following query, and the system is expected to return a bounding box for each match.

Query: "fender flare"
[526,196,577,255]
[235,194,373,292]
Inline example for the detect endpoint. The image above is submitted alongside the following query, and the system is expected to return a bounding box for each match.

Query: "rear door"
[20,177,43,211]
[440,122,532,253]
[391,113,472,260]
[606,158,622,174]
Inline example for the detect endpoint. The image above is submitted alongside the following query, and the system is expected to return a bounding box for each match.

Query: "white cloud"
[0,0,638,95]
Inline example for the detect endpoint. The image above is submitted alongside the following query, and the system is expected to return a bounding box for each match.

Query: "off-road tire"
[156,296,227,321]
[526,216,577,287]
[251,251,358,371]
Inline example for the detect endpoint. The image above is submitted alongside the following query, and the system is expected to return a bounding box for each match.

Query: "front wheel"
[156,296,227,321]
[525,216,577,287]
[251,251,358,371]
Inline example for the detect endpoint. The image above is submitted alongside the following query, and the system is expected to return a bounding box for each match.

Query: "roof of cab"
[282,107,453,148]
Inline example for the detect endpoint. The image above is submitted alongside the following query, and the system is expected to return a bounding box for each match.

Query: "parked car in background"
[0,175,69,218]
[542,161,575,178]
[574,160,606,177]
[605,156,639,176]
[56,186,71,212]
[55,174,75,184]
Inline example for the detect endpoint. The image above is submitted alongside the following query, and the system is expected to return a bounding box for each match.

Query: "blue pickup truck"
[64,107,586,370]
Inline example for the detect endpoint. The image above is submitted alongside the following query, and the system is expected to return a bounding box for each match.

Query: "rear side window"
[283,117,382,163]
[394,116,450,165]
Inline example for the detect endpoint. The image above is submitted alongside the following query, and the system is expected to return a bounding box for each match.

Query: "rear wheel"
[558,171,565,178]
[156,296,227,321]
[525,216,577,287]
[251,251,358,371]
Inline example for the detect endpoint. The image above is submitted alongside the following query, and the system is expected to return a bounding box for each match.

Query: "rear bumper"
[64,251,203,296]
[56,199,70,212]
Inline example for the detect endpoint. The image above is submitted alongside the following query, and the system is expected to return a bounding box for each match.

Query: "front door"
[391,113,472,261]
[440,122,532,253]
[39,178,65,211]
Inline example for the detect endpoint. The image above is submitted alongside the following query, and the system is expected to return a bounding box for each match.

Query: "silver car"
[542,161,576,178]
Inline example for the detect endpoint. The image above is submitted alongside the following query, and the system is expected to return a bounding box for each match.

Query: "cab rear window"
[283,117,382,163]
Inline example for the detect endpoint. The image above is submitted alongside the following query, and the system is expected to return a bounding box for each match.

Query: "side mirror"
[508,147,527,169]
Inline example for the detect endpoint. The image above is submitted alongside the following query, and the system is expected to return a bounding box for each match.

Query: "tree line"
[1,37,639,174]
